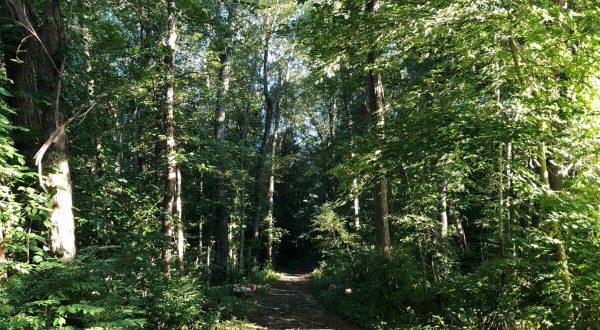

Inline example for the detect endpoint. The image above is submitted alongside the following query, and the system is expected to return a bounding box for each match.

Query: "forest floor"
[233,272,358,330]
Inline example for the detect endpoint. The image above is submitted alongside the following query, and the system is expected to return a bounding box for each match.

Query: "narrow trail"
[243,273,358,330]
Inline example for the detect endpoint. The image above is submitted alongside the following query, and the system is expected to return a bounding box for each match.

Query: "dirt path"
[242,273,358,330]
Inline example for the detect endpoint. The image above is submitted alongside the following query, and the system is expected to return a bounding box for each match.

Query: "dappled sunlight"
[1,0,599,328]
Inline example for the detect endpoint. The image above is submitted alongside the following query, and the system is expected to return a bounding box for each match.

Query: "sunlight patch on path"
[231,273,358,330]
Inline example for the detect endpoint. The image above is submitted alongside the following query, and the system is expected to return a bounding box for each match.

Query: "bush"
[311,246,436,329]
[0,246,226,329]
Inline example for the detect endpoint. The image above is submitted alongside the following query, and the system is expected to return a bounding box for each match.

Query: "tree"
[364,0,390,253]
[161,0,182,274]
[213,2,235,273]
[1,0,76,260]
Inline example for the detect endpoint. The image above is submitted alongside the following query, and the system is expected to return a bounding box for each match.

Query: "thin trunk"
[162,0,179,275]
[266,99,281,267]
[176,168,184,271]
[538,141,550,187]
[353,177,360,230]
[450,202,467,250]
[195,173,204,268]
[347,97,360,231]
[0,224,6,280]
[206,242,212,268]
[387,182,394,215]
[132,22,153,177]
[506,142,515,255]
[440,179,448,240]
[436,173,449,283]
[266,172,275,267]
[238,101,249,272]
[365,0,390,253]
[498,145,506,259]
[418,241,427,285]
[328,97,335,139]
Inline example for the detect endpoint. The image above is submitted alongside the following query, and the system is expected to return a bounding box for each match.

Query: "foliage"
[312,247,432,329]
[310,203,356,253]
[0,246,252,329]
[301,0,600,328]
[1,0,600,328]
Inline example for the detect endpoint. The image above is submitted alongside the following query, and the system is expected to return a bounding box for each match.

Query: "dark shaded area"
[272,132,325,271]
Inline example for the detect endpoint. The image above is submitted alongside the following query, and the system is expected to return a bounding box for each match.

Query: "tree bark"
[498,145,506,259]
[353,177,360,230]
[365,0,390,253]
[252,36,274,263]
[537,126,572,303]
[214,38,232,272]
[82,0,94,98]
[450,202,467,250]
[506,142,515,254]
[0,223,6,280]
[238,100,250,272]
[0,16,40,159]
[162,0,181,275]
[266,76,282,267]
[346,94,360,231]
[2,0,76,261]
[440,179,448,240]
[176,167,184,271]
[195,173,204,268]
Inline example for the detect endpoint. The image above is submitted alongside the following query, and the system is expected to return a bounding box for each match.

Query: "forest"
[0,0,599,328]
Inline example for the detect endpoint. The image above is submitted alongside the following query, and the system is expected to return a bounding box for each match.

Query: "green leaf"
[0,87,14,97]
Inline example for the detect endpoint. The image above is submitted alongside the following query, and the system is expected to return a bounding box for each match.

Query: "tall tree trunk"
[0,223,6,280]
[214,30,232,272]
[2,0,76,260]
[238,100,249,272]
[266,83,282,267]
[252,37,274,263]
[162,0,181,275]
[346,96,360,231]
[365,0,390,253]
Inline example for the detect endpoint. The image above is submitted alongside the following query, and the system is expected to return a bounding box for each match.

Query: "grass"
[248,268,283,285]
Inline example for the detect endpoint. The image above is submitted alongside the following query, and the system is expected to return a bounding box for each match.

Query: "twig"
[33,100,99,190]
